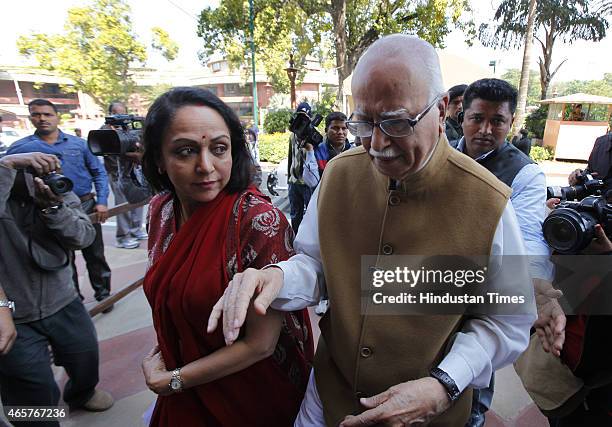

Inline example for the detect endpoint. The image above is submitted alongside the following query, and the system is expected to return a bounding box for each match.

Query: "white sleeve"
[270,184,325,311]
[303,150,320,189]
[437,201,537,391]
[510,163,554,281]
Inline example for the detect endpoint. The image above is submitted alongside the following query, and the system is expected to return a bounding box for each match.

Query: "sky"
[1,0,610,84]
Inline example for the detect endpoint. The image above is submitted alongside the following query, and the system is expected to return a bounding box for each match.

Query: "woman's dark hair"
[462,79,518,114]
[142,87,252,194]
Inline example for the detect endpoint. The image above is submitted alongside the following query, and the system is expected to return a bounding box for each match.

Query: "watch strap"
[170,367,183,392]
[430,367,461,402]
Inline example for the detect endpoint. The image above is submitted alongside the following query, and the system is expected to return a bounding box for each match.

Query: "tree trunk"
[330,0,348,111]
[538,18,558,100]
[513,0,537,135]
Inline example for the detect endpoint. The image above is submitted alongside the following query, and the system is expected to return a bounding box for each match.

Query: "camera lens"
[543,208,597,253]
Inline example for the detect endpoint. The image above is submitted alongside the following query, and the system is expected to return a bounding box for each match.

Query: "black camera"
[25,167,73,195]
[546,171,604,201]
[87,114,144,156]
[289,111,323,148]
[543,195,612,254]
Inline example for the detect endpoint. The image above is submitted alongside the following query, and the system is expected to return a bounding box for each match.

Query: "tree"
[501,69,540,107]
[17,0,178,108]
[151,27,179,61]
[480,0,609,100]
[197,0,475,103]
[555,73,612,97]
[512,0,537,135]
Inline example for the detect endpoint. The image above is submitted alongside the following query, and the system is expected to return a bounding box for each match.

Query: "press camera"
[87,114,144,156]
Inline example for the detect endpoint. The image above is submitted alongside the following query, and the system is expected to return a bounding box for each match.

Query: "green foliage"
[480,0,610,99]
[136,84,174,110]
[555,73,612,98]
[530,145,554,163]
[524,104,548,139]
[16,0,177,108]
[151,27,179,61]
[259,132,290,163]
[501,69,540,107]
[311,87,338,118]
[197,0,475,94]
[263,109,293,134]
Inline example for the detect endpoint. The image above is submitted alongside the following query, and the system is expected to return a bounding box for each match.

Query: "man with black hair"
[102,100,145,250]
[287,102,314,232]
[454,78,555,426]
[512,128,532,156]
[445,84,467,143]
[0,152,113,423]
[8,99,112,307]
[303,111,351,189]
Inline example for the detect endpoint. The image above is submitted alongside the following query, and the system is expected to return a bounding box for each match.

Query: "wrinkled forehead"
[351,61,431,118]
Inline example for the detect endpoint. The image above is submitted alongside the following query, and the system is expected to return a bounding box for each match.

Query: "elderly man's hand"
[206,267,284,346]
[339,377,451,427]
[0,307,17,356]
[533,279,565,357]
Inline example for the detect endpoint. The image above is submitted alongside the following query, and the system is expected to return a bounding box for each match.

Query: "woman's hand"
[142,346,173,396]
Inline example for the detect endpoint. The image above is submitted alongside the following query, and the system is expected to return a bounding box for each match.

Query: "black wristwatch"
[430,367,461,402]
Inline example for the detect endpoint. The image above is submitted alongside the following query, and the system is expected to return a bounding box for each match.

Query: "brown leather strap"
[79,193,95,203]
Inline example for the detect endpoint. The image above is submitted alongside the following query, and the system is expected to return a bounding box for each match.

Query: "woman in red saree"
[139,87,313,426]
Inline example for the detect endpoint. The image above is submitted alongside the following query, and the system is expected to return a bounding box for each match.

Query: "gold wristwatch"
[169,368,184,393]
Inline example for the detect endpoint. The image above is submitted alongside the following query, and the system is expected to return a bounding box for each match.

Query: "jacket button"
[382,244,393,255]
[389,195,400,206]
[360,346,373,358]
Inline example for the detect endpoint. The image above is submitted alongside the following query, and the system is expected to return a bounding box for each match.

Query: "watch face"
[170,378,181,390]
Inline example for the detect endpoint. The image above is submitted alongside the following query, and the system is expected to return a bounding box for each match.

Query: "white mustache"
[369,147,402,159]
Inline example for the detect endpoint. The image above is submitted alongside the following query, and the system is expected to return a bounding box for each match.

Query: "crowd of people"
[0,33,611,427]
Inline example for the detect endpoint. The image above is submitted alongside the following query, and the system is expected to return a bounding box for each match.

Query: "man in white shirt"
[208,35,538,426]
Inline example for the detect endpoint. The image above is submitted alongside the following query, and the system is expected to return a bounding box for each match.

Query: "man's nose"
[479,120,493,135]
[370,125,391,152]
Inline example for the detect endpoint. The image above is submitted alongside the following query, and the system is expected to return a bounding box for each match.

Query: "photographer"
[287,102,314,232]
[303,111,351,189]
[102,101,146,250]
[8,99,112,307]
[0,152,113,425]
[569,131,612,188]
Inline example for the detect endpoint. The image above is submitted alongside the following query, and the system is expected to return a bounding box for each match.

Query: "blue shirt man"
[9,99,113,304]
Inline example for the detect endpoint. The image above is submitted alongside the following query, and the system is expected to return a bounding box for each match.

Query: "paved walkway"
[4,159,586,426]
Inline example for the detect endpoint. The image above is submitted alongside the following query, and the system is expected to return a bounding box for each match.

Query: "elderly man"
[208,35,536,426]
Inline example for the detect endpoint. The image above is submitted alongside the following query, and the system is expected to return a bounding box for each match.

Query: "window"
[223,83,252,96]
[212,62,221,72]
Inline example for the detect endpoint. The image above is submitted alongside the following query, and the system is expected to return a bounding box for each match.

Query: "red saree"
[144,189,313,427]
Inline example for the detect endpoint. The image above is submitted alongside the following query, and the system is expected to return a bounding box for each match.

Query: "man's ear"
[438,93,449,122]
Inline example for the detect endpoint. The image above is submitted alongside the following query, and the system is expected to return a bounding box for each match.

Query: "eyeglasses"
[345,96,440,138]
